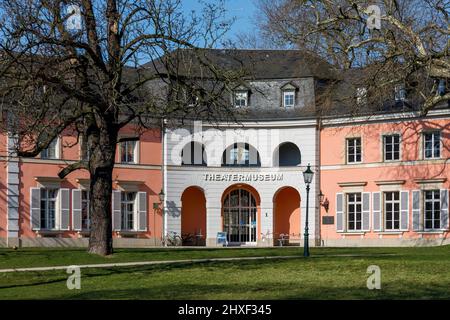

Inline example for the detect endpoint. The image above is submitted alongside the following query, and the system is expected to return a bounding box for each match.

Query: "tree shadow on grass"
[0,274,68,290]
[279,282,450,300]
[0,255,411,292]
[53,281,450,300]
[0,260,253,291]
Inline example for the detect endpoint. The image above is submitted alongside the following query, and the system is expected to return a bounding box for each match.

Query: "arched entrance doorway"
[181,186,206,246]
[222,185,260,244]
[273,187,301,245]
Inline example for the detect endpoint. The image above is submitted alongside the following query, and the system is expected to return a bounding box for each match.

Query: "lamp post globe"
[303,164,314,184]
[158,189,165,203]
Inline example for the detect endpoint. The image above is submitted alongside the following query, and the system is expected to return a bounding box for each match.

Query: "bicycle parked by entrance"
[161,231,183,246]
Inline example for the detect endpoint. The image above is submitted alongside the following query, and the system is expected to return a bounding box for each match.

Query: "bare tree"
[255,0,449,113]
[0,0,244,255]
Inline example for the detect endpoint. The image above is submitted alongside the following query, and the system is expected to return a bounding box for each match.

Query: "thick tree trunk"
[87,121,117,256]
[88,164,114,255]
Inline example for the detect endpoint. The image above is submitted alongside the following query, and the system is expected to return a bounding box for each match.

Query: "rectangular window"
[395,84,406,102]
[347,193,362,231]
[384,191,400,230]
[81,190,90,230]
[356,87,367,105]
[41,139,58,159]
[423,132,441,159]
[346,138,362,163]
[234,91,248,108]
[437,79,446,96]
[40,188,58,229]
[120,140,136,163]
[121,192,136,230]
[283,91,295,108]
[424,190,441,230]
[383,134,400,161]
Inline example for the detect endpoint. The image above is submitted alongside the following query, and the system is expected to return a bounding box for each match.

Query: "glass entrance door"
[223,189,257,244]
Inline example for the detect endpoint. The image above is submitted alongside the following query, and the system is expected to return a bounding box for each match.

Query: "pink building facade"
[0,125,163,247]
[320,109,449,246]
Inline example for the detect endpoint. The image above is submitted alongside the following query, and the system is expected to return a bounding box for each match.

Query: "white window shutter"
[134,140,139,164]
[59,188,70,230]
[412,190,421,231]
[440,189,449,230]
[362,192,371,231]
[372,192,382,231]
[72,189,82,231]
[56,137,61,159]
[400,191,409,231]
[137,191,147,231]
[30,187,41,230]
[112,190,122,231]
[336,193,344,232]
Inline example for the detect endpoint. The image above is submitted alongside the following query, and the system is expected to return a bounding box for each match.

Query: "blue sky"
[181,0,258,42]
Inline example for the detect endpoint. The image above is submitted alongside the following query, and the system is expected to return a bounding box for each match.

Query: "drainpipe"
[161,118,168,246]
[316,118,322,247]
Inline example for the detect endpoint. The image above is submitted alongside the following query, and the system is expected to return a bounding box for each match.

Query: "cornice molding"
[375,180,406,186]
[338,181,367,187]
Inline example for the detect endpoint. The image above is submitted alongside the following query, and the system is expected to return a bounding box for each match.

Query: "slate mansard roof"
[143,48,449,121]
[143,49,342,120]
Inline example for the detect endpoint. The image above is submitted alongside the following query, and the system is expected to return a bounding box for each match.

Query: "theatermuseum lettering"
[204,173,283,182]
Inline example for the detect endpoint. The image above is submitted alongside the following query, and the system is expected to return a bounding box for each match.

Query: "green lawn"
[0,246,401,269]
[0,246,449,299]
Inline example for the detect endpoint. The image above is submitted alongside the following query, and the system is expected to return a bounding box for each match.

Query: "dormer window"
[280,82,298,108]
[234,91,248,108]
[394,84,406,102]
[185,89,199,107]
[188,95,199,107]
[437,79,446,96]
[283,90,295,108]
[356,87,367,105]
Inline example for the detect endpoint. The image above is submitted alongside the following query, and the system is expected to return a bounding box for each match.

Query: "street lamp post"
[302,163,314,257]
[158,189,165,246]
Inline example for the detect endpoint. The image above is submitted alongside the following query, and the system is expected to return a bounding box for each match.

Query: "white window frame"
[40,137,60,159]
[121,191,137,231]
[423,190,441,230]
[347,192,362,231]
[384,191,401,231]
[188,95,199,107]
[383,134,401,162]
[283,90,295,108]
[234,91,248,108]
[423,131,441,159]
[119,139,138,164]
[394,84,406,102]
[346,137,362,164]
[437,79,446,96]
[356,87,367,105]
[40,188,59,230]
[230,146,249,165]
